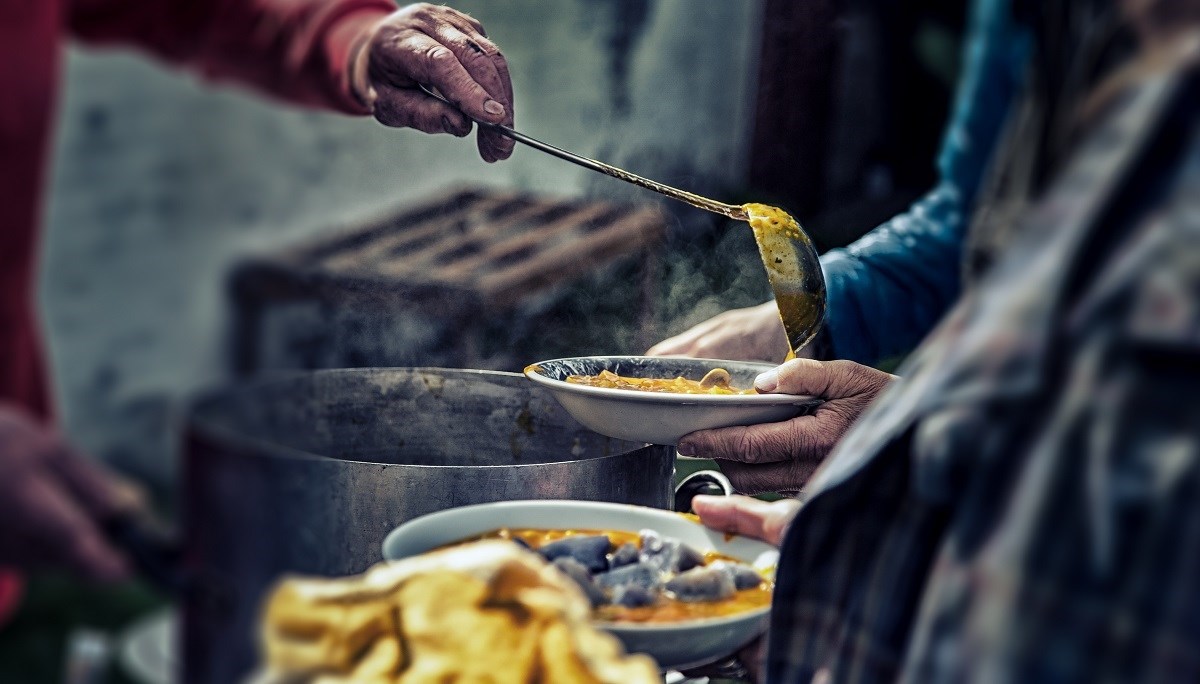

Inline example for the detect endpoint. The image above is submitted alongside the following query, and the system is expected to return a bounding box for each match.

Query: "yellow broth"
[564,369,756,396]
[459,528,774,624]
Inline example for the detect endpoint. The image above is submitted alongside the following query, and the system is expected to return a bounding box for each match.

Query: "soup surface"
[460,527,774,624]
[564,368,755,396]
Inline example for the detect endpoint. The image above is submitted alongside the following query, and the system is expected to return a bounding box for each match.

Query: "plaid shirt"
[767,49,1200,684]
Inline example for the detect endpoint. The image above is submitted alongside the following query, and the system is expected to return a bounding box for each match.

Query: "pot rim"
[185,367,665,469]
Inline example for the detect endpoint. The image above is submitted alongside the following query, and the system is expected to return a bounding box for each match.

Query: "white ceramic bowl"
[382,500,780,671]
[523,356,820,445]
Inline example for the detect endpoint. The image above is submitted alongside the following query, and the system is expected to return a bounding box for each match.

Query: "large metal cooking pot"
[181,368,679,683]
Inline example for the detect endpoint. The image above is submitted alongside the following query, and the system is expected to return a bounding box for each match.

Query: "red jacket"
[0,0,394,623]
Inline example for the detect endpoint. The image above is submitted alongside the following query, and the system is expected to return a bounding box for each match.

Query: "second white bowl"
[382,499,780,671]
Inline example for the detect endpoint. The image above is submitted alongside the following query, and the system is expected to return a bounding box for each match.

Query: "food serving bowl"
[524,356,820,445]
[382,499,780,671]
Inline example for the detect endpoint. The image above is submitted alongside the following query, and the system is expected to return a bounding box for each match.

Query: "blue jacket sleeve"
[820,0,1030,365]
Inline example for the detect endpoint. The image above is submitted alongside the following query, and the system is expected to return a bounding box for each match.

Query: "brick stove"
[229,187,667,375]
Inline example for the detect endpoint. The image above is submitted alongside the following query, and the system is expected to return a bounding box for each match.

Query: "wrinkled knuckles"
[374,26,411,52]
[735,429,781,466]
[425,44,455,66]
[471,37,502,57]
[459,46,496,70]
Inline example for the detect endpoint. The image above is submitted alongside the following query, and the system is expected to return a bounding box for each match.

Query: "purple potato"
[665,566,736,603]
[639,529,665,555]
[712,561,764,590]
[673,542,705,572]
[552,557,608,606]
[638,530,704,573]
[539,534,611,573]
[608,542,639,569]
[595,562,662,593]
[612,584,658,608]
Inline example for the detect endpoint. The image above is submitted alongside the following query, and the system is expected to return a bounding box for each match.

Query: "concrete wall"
[39,0,762,485]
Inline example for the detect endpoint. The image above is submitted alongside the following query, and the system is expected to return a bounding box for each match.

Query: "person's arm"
[69,0,391,112]
[68,1,515,161]
[822,0,1028,364]
[0,404,144,581]
[648,0,1028,365]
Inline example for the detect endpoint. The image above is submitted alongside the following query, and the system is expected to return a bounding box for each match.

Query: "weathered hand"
[683,494,802,683]
[678,359,894,494]
[0,405,143,581]
[692,494,800,547]
[646,302,793,363]
[352,3,515,162]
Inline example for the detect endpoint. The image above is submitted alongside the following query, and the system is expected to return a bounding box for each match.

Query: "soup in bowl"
[383,500,779,670]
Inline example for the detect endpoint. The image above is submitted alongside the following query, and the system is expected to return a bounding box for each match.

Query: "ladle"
[420,86,748,221]
[422,87,826,354]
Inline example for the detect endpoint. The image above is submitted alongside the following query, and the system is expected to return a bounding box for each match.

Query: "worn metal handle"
[419,86,748,221]
[674,469,735,513]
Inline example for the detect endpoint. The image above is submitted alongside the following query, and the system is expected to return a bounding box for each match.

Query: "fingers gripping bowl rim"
[523,356,822,446]
[382,499,780,671]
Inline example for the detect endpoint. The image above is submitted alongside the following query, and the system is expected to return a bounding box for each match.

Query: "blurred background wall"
[39,0,964,489]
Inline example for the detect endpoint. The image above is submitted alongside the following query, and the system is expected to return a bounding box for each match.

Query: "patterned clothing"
[768,45,1200,684]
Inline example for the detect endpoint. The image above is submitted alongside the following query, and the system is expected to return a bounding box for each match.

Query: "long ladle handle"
[420,86,749,221]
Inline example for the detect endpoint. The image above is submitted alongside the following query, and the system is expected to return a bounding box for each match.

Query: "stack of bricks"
[229,188,667,374]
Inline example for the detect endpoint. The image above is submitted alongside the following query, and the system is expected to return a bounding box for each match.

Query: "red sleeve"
[68,0,396,114]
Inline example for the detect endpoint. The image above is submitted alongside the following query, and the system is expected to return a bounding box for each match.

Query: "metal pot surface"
[182,368,674,684]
